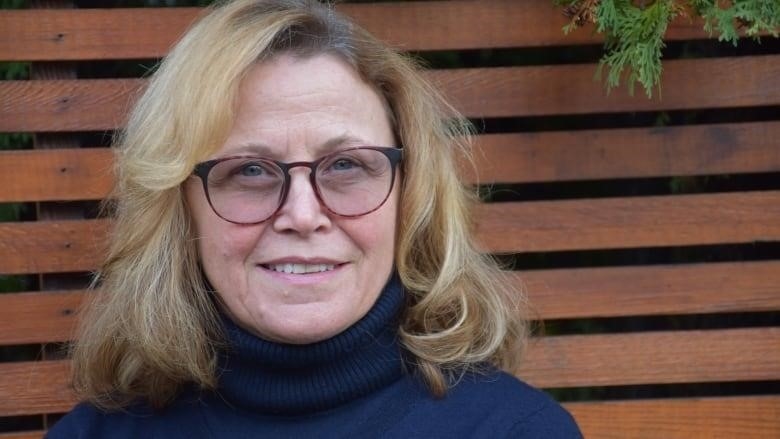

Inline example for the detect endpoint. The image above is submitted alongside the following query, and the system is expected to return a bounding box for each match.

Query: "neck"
[215,274,406,415]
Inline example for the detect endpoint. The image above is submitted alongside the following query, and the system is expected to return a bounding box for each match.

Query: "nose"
[271,169,331,235]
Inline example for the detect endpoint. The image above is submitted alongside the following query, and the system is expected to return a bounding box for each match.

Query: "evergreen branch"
[556,0,780,98]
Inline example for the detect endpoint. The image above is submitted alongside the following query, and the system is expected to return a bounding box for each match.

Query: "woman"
[48,0,581,437]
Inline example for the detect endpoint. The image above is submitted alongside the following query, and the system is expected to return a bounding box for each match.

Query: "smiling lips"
[259,258,346,275]
[265,263,336,274]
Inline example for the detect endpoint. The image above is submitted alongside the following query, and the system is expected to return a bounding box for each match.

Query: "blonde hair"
[71,0,528,410]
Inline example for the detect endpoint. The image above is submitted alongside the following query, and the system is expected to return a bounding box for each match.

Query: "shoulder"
[45,396,209,439]
[397,369,582,438]
[453,370,581,437]
[45,402,127,439]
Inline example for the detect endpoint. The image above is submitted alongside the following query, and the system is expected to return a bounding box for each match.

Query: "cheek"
[196,219,265,308]
[355,195,398,264]
[201,228,257,262]
[185,180,260,270]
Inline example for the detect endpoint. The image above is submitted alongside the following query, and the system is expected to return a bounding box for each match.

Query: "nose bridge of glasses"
[281,161,322,204]
[284,161,318,185]
[285,160,317,173]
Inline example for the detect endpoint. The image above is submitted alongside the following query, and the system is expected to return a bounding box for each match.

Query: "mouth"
[260,262,343,275]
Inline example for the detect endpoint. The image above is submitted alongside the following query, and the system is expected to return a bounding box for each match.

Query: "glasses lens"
[316,148,394,216]
[206,158,284,223]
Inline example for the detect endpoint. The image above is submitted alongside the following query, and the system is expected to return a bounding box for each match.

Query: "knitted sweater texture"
[47,277,582,438]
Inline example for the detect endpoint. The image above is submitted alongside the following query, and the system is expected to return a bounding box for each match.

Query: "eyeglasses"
[192,146,403,225]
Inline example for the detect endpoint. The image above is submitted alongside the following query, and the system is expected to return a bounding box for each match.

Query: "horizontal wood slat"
[3,121,779,202]
[465,121,780,184]
[0,219,109,275]
[429,55,780,119]
[0,291,83,345]
[517,260,780,320]
[0,1,715,61]
[475,190,780,253]
[4,55,780,132]
[0,78,141,132]
[0,148,114,202]
[518,327,780,388]
[0,432,46,439]
[3,260,779,345]
[567,396,780,439]
[2,191,779,274]
[3,328,778,416]
[0,360,72,417]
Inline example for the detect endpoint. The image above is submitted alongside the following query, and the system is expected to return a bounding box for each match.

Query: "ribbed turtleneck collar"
[216,274,405,415]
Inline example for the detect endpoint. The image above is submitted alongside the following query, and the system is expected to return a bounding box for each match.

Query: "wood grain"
[2,191,779,274]
[516,261,780,320]
[0,78,142,132]
[0,148,114,202]
[2,328,778,415]
[464,121,780,184]
[3,260,778,345]
[0,432,46,439]
[0,219,109,275]
[517,327,780,388]
[0,1,714,61]
[567,396,780,439]
[3,55,780,132]
[29,0,85,433]
[0,361,72,417]
[428,55,780,119]
[0,291,84,345]
[474,190,780,253]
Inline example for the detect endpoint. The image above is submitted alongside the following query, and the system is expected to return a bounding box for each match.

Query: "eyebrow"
[226,134,371,159]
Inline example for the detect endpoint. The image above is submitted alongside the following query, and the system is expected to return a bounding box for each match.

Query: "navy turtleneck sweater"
[47,276,582,438]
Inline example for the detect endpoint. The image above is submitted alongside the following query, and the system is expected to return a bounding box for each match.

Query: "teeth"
[267,263,335,274]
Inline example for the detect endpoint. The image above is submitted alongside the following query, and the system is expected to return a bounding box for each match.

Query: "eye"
[330,158,360,171]
[239,163,266,177]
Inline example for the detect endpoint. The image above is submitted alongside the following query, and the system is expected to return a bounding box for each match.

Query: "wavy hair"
[71,0,528,410]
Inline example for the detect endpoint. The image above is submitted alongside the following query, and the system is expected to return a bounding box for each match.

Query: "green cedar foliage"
[556,0,780,98]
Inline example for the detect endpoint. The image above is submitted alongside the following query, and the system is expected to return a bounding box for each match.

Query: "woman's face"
[185,54,398,344]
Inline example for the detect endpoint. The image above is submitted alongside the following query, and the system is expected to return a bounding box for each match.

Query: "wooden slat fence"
[1,1,778,438]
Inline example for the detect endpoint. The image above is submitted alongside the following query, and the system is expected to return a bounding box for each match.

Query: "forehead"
[216,53,395,160]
